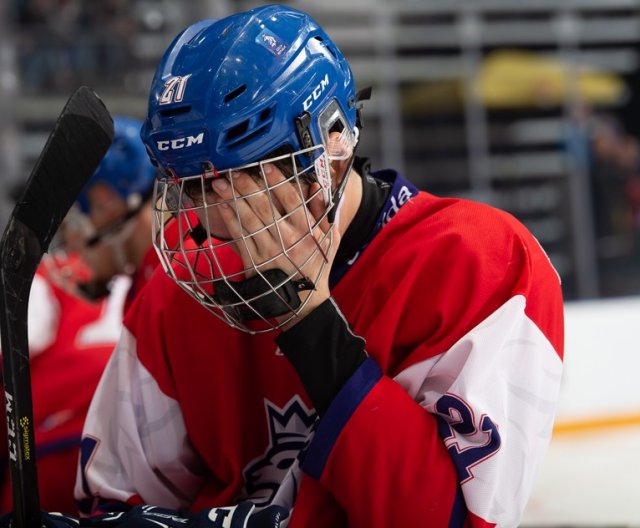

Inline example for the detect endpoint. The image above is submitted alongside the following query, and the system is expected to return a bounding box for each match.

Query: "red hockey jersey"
[77,173,564,527]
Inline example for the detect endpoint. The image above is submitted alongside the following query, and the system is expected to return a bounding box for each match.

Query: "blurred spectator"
[586,112,640,293]
[589,115,632,240]
[618,137,640,231]
[16,0,139,92]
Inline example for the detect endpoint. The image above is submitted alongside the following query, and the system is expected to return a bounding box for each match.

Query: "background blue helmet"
[140,5,357,177]
[77,116,156,213]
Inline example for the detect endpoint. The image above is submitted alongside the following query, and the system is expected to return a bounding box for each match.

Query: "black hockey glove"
[89,504,254,527]
[92,504,288,528]
[0,504,288,528]
[0,511,84,527]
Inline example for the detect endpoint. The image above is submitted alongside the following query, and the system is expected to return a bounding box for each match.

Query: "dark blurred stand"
[6,0,640,300]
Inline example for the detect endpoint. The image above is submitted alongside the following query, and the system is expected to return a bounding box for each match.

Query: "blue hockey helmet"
[144,6,362,334]
[77,116,156,213]
[140,5,358,177]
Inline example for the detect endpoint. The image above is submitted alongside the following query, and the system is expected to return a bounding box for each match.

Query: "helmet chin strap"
[84,207,140,275]
[331,187,347,229]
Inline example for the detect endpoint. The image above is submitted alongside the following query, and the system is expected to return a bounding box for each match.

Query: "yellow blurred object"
[478,50,626,108]
[403,49,627,113]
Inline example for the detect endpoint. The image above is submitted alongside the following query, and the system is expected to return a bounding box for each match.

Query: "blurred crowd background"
[1,0,639,301]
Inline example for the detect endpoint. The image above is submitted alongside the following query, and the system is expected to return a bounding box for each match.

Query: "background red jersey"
[0,255,128,514]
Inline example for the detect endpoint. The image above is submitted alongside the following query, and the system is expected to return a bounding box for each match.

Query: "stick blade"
[13,86,114,251]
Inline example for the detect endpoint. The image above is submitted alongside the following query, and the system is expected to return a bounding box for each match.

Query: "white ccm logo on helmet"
[156,133,204,151]
[303,74,330,111]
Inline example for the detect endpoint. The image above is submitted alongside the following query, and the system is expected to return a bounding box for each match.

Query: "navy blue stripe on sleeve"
[301,357,382,480]
[35,434,82,458]
[448,484,468,528]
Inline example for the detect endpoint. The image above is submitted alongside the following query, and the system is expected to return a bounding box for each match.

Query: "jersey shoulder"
[124,261,187,331]
[335,192,563,370]
[374,192,549,281]
[412,192,538,252]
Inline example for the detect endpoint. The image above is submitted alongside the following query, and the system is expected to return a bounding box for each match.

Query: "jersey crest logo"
[241,396,316,507]
[256,29,288,56]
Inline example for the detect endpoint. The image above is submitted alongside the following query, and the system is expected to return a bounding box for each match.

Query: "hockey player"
[3,6,564,528]
[0,117,155,515]
[70,115,158,311]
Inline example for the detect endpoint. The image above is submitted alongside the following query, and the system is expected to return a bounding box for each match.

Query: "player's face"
[59,208,122,295]
[86,183,129,233]
[78,183,133,280]
[150,137,355,331]
[189,171,314,242]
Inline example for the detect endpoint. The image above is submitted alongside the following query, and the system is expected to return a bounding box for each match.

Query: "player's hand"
[211,163,339,323]
[103,504,287,527]
[0,508,201,528]
[114,504,257,527]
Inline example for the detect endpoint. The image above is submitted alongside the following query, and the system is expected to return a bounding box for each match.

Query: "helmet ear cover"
[323,87,371,223]
[291,96,360,225]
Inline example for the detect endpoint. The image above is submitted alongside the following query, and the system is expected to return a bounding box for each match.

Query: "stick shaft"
[0,86,113,528]
[1,219,43,528]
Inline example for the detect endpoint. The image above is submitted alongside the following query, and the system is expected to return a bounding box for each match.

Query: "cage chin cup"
[213,269,315,321]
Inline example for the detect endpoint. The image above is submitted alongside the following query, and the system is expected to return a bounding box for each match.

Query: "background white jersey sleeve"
[394,295,563,526]
[27,274,60,356]
[75,327,206,510]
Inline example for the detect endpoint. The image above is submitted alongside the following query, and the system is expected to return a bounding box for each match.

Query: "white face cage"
[151,141,354,334]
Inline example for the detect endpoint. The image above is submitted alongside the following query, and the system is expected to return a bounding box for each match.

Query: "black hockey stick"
[0,87,113,528]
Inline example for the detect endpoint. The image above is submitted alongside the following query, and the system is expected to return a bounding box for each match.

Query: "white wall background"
[522,296,640,526]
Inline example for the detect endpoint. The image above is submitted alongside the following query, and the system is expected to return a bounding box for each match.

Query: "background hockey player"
[70,115,159,311]
[0,116,155,515]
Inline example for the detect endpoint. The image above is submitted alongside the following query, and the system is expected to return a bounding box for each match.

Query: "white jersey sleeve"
[394,295,563,526]
[76,275,130,347]
[27,274,60,356]
[75,326,206,511]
